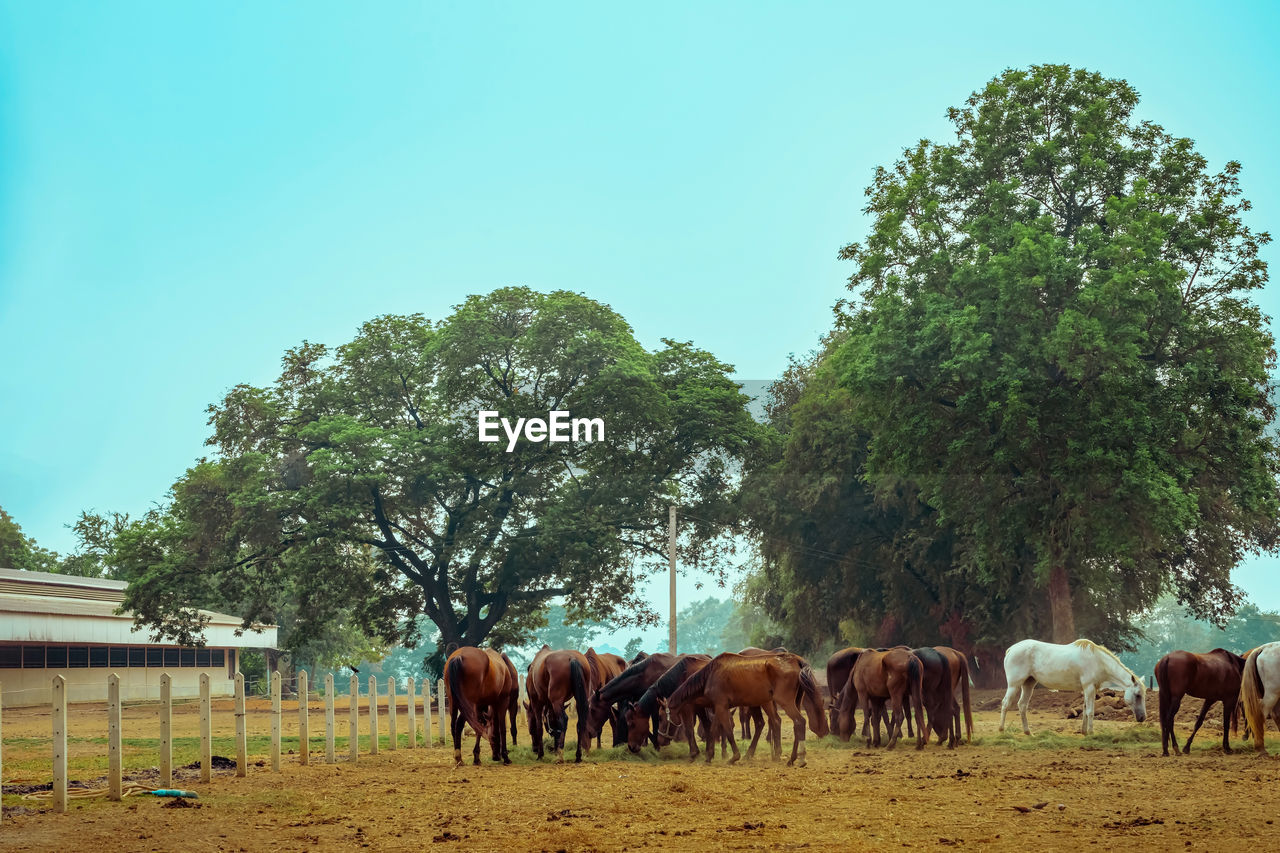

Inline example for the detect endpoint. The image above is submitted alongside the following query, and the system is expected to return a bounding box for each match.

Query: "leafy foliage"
[113,287,757,656]
[834,64,1280,642]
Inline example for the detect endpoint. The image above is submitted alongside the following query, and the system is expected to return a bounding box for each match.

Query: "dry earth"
[3,690,1279,851]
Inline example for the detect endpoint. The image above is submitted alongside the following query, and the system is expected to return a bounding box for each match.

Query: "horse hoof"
[796,759,806,768]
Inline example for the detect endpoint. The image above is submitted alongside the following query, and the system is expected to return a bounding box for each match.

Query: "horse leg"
[1222,695,1238,754]
[451,712,466,766]
[860,696,874,748]
[1184,698,1215,754]
[886,695,902,750]
[999,681,1020,732]
[746,707,765,759]
[761,704,782,762]
[1018,679,1034,735]
[1081,686,1096,736]
[782,699,807,767]
[1159,686,1177,756]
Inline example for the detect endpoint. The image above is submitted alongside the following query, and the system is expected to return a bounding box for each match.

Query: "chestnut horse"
[668,651,825,766]
[1154,648,1245,756]
[444,646,516,766]
[826,647,866,740]
[622,654,724,759]
[847,648,924,749]
[526,647,595,763]
[932,646,973,744]
[585,652,682,748]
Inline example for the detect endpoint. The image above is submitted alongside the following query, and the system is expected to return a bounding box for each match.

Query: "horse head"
[585,687,612,739]
[1124,675,1147,723]
[621,700,648,753]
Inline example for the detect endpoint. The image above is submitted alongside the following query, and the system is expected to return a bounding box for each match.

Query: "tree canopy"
[114,287,757,654]
[835,64,1279,643]
[741,65,1280,663]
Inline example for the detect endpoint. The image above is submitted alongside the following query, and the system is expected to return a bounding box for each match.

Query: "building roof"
[0,567,277,648]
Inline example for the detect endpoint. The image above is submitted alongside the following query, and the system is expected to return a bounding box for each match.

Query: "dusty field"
[3,690,1280,851]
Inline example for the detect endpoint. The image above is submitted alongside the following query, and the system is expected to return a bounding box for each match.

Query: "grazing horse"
[668,651,823,766]
[1154,648,1245,755]
[526,647,595,763]
[444,646,516,766]
[848,648,924,749]
[585,648,628,747]
[912,647,956,748]
[1240,642,1280,754]
[622,655,725,759]
[826,647,866,740]
[932,646,973,744]
[999,638,1147,735]
[585,652,681,748]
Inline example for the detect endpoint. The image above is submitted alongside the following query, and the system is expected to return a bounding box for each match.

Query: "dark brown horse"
[1155,648,1246,756]
[848,648,924,749]
[826,647,866,740]
[932,646,973,744]
[585,647,628,747]
[585,652,682,748]
[444,646,516,766]
[668,651,825,766]
[526,647,595,763]
[912,647,955,748]
[622,655,724,759]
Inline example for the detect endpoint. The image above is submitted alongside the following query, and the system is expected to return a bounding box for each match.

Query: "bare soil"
[3,690,1278,851]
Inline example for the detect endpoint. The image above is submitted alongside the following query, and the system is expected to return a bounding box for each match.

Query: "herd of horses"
[441,638,1280,767]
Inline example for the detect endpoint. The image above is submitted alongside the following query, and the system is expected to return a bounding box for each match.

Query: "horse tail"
[570,658,589,737]
[959,656,973,743]
[1241,647,1266,753]
[907,653,924,746]
[445,652,485,736]
[798,665,828,737]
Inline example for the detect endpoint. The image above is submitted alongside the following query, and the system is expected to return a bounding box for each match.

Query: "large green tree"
[834,65,1280,642]
[117,287,756,652]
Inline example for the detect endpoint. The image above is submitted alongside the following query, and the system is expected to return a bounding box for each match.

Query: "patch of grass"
[976,726,1161,751]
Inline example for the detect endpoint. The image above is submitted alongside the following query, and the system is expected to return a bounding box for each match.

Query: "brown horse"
[1155,648,1246,756]
[826,647,866,740]
[735,647,788,742]
[622,654,725,759]
[585,652,682,748]
[912,647,955,748]
[668,651,824,766]
[585,647,628,747]
[444,646,516,766]
[933,646,973,744]
[526,647,595,763]
[849,648,924,749]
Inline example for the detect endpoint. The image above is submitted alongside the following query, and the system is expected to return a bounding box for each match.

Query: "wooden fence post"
[199,673,211,783]
[52,675,67,813]
[423,679,433,746]
[349,674,359,762]
[108,672,122,800]
[160,672,172,786]
[406,676,417,749]
[298,670,309,766]
[368,675,379,755]
[438,678,447,747]
[388,677,398,751]
[325,673,335,764]
[271,670,282,772]
[235,672,247,777]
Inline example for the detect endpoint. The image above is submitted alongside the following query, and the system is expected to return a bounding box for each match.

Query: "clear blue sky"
[2,1,1278,616]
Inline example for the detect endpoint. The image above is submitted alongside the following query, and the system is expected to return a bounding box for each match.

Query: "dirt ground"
[3,689,1279,851]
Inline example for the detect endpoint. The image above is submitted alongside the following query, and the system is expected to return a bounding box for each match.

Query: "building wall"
[0,664,242,707]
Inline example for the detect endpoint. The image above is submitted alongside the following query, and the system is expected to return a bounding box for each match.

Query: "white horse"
[999,638,1147,735]
[1241,642,1280,754]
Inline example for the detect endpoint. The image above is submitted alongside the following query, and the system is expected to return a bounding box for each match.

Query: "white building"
[0,567,277,707]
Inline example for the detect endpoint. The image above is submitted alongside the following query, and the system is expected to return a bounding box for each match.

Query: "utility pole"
[668,505,677,653]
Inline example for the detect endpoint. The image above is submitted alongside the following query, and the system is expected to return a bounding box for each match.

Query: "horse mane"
[599,657,653,702]
[667,659,713,709]
[1072,638,1138,682]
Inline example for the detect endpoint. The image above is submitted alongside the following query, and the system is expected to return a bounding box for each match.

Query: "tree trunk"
[1047,562,1075,644]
